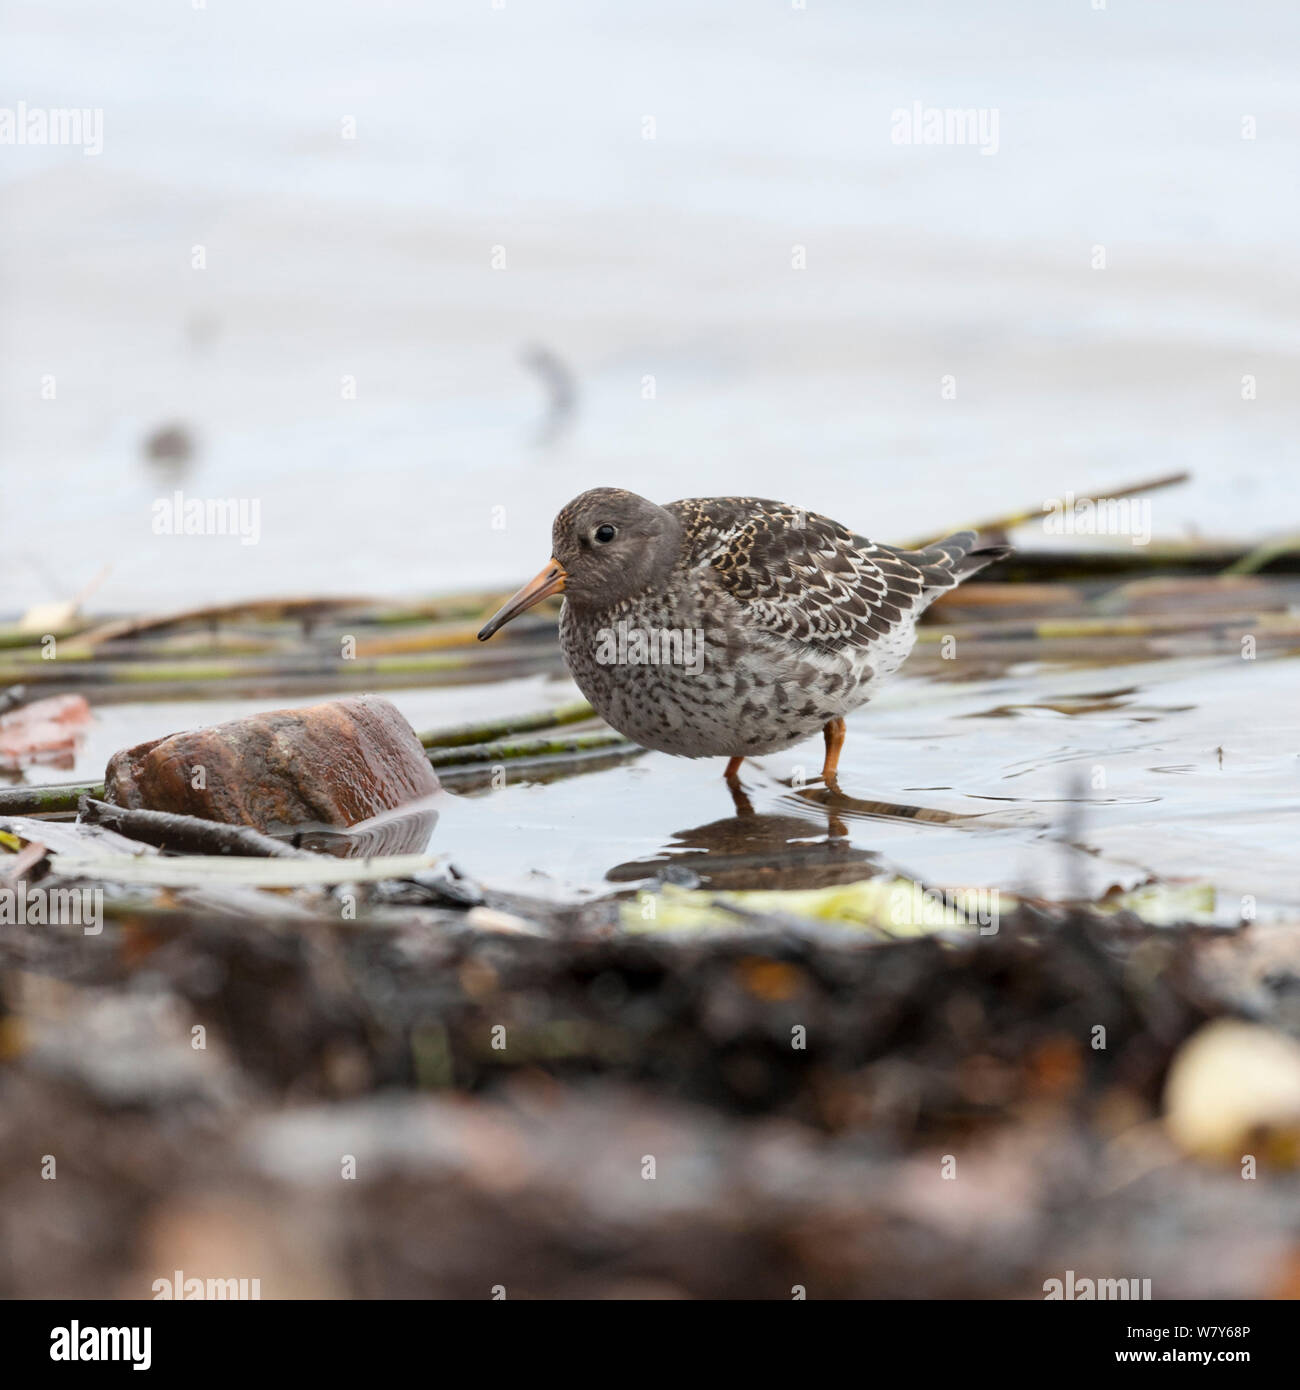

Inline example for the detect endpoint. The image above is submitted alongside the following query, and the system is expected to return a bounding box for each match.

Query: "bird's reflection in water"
[605,769,1013,890]
[791,775,1027,830]
[280,803,440,858]
[606,778,882,891]
[791,778,971,827]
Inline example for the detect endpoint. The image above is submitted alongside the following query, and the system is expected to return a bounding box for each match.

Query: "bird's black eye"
[594,524,617,544]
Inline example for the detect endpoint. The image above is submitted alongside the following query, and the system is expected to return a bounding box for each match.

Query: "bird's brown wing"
[668,497,984,653]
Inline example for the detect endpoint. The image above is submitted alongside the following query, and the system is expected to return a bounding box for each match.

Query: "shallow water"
[426,656,1297,917]
[21,653,1297,921]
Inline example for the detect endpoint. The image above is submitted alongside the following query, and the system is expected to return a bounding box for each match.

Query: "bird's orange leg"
[724,756,744,781]
[821,718,846,785]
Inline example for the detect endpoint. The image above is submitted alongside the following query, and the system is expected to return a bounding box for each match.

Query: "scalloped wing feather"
[668,497,995,654]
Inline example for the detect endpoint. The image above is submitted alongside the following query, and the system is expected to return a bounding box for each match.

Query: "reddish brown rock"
[0,694,93,772]
[103,695,439,833]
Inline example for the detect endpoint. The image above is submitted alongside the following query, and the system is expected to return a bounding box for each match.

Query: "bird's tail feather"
[911,531,1012,590]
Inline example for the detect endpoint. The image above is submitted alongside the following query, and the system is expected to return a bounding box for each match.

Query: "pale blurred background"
[2,0,1297,611]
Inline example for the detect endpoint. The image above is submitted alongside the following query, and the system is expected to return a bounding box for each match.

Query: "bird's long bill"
[476,559,567,640]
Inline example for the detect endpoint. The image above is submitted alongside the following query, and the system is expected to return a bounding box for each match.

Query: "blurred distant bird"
[479,488,1010,785]
[520,343,577,446]
[143,422,195,470]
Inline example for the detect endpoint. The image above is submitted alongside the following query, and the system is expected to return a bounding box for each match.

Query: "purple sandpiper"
[479,488,1010,784]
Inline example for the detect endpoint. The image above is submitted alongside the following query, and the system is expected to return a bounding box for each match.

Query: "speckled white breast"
[559,593,919,759]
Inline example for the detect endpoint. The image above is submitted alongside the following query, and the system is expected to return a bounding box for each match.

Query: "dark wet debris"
[3,901,1300,1298]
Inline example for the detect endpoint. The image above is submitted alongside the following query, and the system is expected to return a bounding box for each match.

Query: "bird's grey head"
[550,488,682,608]
[477,487,682,639]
